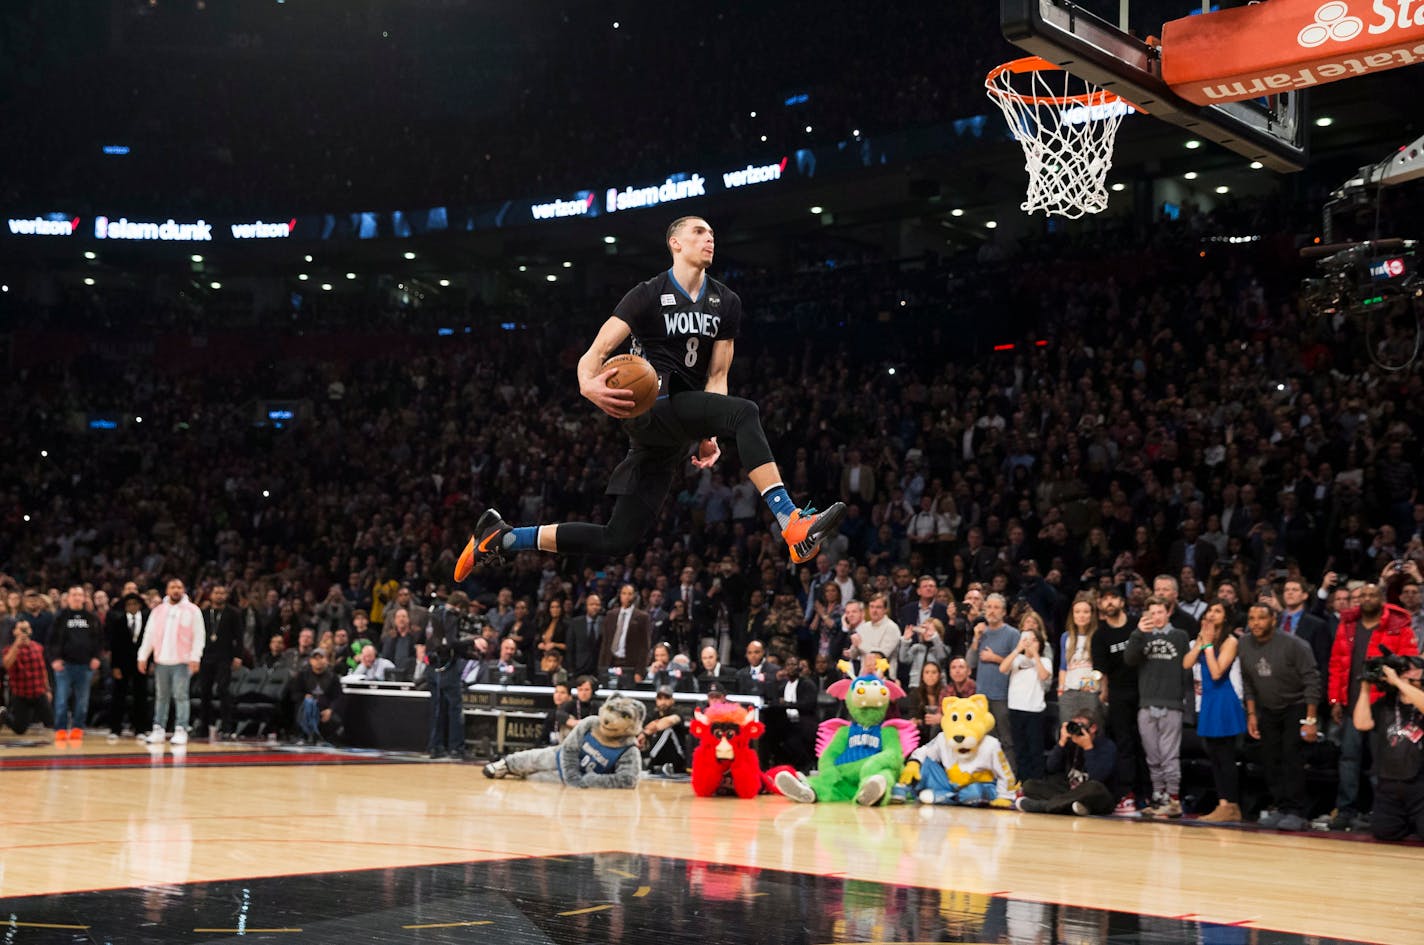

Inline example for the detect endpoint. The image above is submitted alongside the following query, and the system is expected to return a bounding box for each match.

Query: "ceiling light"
[345,272,356,280]
[750,111,757,118]
[805,125,813,133]
[1250,161,1264,170]
[298,273,308,281]
[546,274,557,282]
[1215,185,1230,194]
[518,265,527,272]
[321,283,333,291]
[1185,139,1202,150]
[209,281,221,290]
[603,235,617,244]
[562,261,573,268]
[84,277,95,286]
[810,206,823,214]
[1315,115,1334,127]
[950,208,964,217]
[853,129,860,136]
[1111,182,1126,192]
[438,278,450,287]
[1184,171,1199,180]
[190,254,203,263]
[760,135,767,142]
[612,21,619,28]
[986,221,998,229]
[304,254,313,262]
[134,416,142,423]
[83,251,96,260]
[403,251,416,260]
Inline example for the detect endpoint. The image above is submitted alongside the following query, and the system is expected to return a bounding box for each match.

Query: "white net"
[985,58,1132,219]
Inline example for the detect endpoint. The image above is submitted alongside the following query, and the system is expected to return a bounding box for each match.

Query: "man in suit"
[106,590,149,736]
[1281,578,1334,684]
[672,567,708,628]
[839,447,876,505]
[193,584,244,739]
[1166,518,1218,578]
[734,639,774,699]
[598,584,651,681]
[761,656,819,768]
[897,574,951,635]
[566,593,603,679]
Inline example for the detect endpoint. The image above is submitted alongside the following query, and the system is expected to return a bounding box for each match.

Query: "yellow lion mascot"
[892,694,1019,806]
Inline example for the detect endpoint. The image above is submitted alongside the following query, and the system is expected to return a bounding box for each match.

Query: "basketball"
[602,353,660,416]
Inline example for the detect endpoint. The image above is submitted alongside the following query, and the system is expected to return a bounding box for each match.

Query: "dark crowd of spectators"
[0,0,1000,216]
[3,194,1424,836]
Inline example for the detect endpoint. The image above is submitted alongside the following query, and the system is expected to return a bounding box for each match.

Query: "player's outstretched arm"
[578,316,637,419]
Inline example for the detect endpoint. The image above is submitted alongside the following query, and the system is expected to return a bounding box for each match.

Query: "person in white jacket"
[137,578,205,745]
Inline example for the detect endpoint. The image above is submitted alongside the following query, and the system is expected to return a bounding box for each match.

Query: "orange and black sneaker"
[455,508,511,581]
[782,502,847,564]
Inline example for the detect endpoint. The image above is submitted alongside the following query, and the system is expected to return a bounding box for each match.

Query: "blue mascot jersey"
[576,732,630,775]
[836,723,883,765]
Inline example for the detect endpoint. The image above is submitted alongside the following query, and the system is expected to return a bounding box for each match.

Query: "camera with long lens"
[1301,240,1419,318]
[1359,645,1424,687]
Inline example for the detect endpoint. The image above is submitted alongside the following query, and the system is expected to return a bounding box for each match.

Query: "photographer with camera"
[425,591,479,760]
[1327,577,1418,830]
[1,620,53,735]
[1352,650,1424,841]
[1013,706,1117,816]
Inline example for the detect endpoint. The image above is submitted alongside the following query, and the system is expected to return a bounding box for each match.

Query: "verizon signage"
[606,174,707,213]
[531,193,596,221]
[1162,0,1424,105]
[7,215,79,237]
[95,215,213,242]
[723,157,788,189]
[230,219,296,239]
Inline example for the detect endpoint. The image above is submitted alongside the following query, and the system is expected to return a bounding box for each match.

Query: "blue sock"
[761,484,796,529]
[502,526,538,551]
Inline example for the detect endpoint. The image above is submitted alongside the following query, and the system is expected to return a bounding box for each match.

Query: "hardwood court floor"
[0,737,1414,944]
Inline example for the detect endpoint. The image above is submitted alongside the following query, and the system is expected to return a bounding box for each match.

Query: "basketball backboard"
[1001,0,1309,170]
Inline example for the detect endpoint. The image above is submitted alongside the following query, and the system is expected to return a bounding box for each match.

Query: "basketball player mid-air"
[455,215,845,578]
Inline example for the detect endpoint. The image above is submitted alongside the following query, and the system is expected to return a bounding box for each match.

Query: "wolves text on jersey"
[663,310,721,337]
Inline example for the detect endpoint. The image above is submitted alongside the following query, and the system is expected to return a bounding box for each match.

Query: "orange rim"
[986,55,1127,108]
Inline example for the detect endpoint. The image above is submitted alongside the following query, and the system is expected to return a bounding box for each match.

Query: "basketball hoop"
[985,57,1137,219]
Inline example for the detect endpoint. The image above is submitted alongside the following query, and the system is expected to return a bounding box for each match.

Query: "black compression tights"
[553,393,776,557]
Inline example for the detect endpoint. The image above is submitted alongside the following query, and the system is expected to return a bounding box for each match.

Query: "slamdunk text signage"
[95,216,213,241]
[606,174,707,213]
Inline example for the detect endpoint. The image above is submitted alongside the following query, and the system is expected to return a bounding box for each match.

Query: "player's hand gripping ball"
[600,354,660,418]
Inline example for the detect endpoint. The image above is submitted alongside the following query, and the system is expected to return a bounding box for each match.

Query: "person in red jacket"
[1327,581,1419,830]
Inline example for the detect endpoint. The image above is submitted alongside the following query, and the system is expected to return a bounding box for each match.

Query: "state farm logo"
[1298,0,1424,47]
[1298,2,1363,47]
[7,215,79,236]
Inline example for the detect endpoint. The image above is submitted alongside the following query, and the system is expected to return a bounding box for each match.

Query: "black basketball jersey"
[612,269,742,396]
